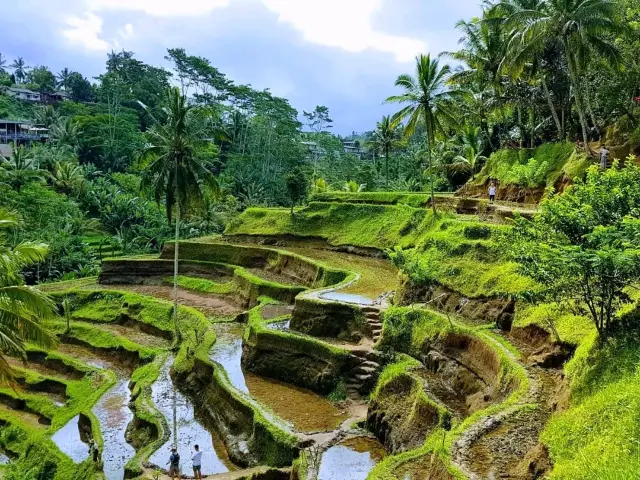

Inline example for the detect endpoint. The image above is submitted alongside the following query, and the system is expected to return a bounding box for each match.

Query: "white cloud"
[262,0,426,62]
[61,12,111,52]
[74,0,425,62]
[87,0,231,17]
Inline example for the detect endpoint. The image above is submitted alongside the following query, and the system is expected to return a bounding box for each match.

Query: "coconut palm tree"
[33,105,60,129]
[52,161,84,195]
[56,68,73,91]
[10,57,27,84]
[50,117,80,149]
[0,146,48,192]
[367,116,402,187]
[497,0,624,150]
[140,86,218,451]
[450,126,488,176]
[140,87,218,340]
[386,54,460,213]
[0,211,57,385]
[0,54,7,75]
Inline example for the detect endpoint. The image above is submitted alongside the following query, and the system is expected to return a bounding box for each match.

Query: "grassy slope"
[228,199,640,479]
[471,143,586,188]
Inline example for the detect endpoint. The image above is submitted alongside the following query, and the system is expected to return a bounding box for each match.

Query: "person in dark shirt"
[167,447,180,479]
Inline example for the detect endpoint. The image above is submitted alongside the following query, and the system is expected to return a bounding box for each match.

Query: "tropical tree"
[386,54,459,213]
[50,117,80,148]
[52,161,84,195]
[56,68,73,91]
[367,116,402,187]
[0,54,7,75]
[450,125,488,175]
[0,146,48,192]
[497,0,624,149]
[0,211,57,384]
[33,106,60,129]
[140,87,218,339]
[10,57,27,84]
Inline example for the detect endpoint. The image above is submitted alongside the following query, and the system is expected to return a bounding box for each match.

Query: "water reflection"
[51,415,89,463]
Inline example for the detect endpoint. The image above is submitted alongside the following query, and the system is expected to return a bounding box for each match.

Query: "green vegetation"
[472,143,578,188]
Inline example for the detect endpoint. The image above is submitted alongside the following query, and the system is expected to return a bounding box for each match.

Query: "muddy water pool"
[210,323,348,433]
[56,344,135,479]
[149,357,233,476]
[51,415,89,463]
[317,437,386,480]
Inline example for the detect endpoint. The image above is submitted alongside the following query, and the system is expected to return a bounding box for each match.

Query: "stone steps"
[345,357,381,400]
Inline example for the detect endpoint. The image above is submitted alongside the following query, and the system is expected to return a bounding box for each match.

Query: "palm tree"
[0,146,48,192]
[33,106,60,129]
[56,68,73,91]
[367,116,402,187]
[50,117,80,148]
[10,57,27,84]
[0,211,57,385]
[52,161,84,195]
[450,125,488,175]
[498,0,624,150]
[386,54,460,213]
[140,87,218,340]
[0,54,7,75]
[343,180,366,193]
[140,87,218,452]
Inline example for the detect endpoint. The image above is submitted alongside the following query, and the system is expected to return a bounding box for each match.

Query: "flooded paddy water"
[317,437,386,480]
[149,357,234,475]
[210,323,348,433]
[55,343,135,479]
[51,415,89,463]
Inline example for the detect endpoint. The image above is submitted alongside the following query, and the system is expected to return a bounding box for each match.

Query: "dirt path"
[451,330,563,479]
[109,284,244,317]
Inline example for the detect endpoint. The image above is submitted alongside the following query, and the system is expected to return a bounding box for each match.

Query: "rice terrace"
[1,0,640,479]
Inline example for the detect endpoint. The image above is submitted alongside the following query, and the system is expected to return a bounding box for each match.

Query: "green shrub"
[463,225,492,240]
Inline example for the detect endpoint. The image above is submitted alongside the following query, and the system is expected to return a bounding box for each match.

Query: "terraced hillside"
[1,194,637,480]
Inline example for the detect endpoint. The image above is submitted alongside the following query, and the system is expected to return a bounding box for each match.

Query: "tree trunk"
[542,75,563,140]
[385,148,389,188]
[565,47,590,151]
[423,110,436,215]
[517,105,523,148]
[172,170,180,450]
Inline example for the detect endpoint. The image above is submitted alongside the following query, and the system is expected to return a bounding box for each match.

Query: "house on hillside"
[0,119,49,153]
[1,86,41,102]
[0,87,70,104]
[343,140,364,158]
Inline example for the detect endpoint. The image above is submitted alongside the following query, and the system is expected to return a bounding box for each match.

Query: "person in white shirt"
[488,182,497,204]
[192,444,203,479]
[600,144,609,169]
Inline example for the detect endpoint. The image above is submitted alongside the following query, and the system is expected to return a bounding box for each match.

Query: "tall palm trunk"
[385,148,390,188]
[564,45,590,151]
[172,164,180,450]
[542,75,563,140]
[423,110,436,215]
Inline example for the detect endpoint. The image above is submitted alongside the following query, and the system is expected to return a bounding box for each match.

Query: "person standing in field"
[167,447,180,479]
[600,144,609,169]
[192,444,203,480]
[488,182,497,204]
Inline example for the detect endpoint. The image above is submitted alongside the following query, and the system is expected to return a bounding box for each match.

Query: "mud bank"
[172,355,298,468]
[396,279,515,328]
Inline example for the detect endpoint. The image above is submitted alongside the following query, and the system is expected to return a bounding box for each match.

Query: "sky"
[1,0,481,134]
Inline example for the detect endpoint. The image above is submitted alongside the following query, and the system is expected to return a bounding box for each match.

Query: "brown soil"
[395,453,455,480]
[247,268,305,288]
[77,321,170,349]
[109,284,244,317]
[339,436,387,462]
[0,404,48,429]
[245,373,348,433]
[261,305,294,320]
[5,356,82,381]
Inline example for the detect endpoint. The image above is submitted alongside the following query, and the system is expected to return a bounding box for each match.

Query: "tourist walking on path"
[488,182,497,204]
[192,444,203,480]
[167,447,180,479]
[600,144,609,169]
